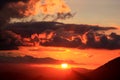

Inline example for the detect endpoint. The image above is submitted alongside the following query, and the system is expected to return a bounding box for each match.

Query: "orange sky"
[0,46,119,69]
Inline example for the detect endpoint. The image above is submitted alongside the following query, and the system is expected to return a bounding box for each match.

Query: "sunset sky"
[0,0,120,70]
[8,0,120,27]
[65,0,120,27]
[1,46,119,69]
[0,1,120,80]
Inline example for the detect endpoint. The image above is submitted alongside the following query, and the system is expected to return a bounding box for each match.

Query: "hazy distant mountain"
[88,57,120,80]
[0,55,76,64]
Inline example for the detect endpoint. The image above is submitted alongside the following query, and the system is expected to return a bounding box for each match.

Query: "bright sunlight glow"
[61,63,68,69]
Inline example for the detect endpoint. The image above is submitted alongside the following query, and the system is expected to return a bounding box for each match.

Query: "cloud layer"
[0,22,120,50]
[0,0,73,28]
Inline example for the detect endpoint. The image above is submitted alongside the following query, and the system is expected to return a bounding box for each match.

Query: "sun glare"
[61,63,68,69]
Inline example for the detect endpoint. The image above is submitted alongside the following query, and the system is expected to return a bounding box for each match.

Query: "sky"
[65,0,120,27]
[0,46,120,69]
[0,0,120,69]
[8,0,120,27]
[0,2,120,80]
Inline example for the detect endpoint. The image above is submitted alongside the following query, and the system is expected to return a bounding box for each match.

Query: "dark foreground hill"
[88,57,120,80]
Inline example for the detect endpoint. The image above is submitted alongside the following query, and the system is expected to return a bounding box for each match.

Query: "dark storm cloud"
[80,31,120,49]
[6,22,116,36]
[1,22,120,50]
[0,0,29,27]
[0,0,28,9]
[0,30,23,50]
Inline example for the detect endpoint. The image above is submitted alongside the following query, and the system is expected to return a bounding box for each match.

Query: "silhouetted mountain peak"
[98,57,120,69]
[89,57,120,80]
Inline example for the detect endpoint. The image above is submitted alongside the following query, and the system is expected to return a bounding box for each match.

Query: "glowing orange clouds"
[41,0,71,14]
[9,0,71,17]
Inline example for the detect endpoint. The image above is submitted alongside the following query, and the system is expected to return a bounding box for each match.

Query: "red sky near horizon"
[0,46,119,69]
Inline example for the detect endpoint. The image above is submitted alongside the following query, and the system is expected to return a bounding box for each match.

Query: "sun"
[61,63,68,69]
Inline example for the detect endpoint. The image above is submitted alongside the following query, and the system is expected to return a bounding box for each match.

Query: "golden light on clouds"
[9,0,71,16]
[41,0,71,14]
[8,0,73,23]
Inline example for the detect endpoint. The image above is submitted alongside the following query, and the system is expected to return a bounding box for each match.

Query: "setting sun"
[61,63,68,69]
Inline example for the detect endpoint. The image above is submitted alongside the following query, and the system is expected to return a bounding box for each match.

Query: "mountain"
[0,55,77,64]
[88,57,120,80]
